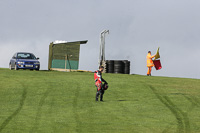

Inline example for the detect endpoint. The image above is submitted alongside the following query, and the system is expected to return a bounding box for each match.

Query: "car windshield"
[17,53,36,59]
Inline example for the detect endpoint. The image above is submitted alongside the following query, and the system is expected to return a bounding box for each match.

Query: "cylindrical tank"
[123,60,130,74]
[106,60,130,74]
[114,60,124,74]
[106,60,114,73]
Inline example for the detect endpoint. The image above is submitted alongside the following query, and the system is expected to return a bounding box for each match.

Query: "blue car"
[9,52,40,70]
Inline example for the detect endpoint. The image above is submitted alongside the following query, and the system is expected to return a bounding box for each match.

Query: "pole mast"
[99,30,109,72]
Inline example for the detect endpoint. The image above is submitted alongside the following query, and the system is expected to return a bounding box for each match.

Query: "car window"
[17,53,36,59]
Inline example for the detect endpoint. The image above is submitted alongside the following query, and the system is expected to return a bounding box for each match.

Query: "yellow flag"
[154,47,160,60]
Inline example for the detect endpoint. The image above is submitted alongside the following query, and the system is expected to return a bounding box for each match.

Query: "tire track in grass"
[183,95,199,112]
[107,87,140,133]
[149,86,190,133]
[30,84,51,133]
[163,96,190,133]
[72,84,81,133]
[0,82,27,133]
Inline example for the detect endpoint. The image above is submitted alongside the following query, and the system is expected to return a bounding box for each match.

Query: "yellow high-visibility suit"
[146,53,156,75]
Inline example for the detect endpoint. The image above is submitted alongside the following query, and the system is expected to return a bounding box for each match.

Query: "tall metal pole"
[99,30,109,67]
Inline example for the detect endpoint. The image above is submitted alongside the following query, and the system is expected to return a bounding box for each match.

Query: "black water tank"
[114,60,124,74]
[106,60,114,73]
[123,60,130,74]
[106,60,130,74]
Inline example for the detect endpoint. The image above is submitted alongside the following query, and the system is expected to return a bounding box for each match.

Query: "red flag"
[153,60,162,70]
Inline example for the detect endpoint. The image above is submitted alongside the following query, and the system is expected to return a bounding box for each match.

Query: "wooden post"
[65,55,67,70]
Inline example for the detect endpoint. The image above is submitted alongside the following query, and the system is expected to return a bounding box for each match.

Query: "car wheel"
[9,63,13,70]
[14,64,18,70]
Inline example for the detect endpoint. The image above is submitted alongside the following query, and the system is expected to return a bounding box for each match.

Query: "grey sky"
[0,0,200,79]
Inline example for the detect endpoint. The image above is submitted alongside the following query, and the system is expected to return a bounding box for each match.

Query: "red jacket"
[94,70,107,83]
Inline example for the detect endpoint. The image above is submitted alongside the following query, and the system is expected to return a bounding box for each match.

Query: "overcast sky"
[0,0,200,79]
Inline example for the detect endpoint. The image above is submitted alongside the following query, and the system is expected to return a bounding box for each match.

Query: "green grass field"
[0,68,200,133]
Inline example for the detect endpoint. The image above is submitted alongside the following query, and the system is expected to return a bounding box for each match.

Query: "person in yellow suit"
[146,51,156,76]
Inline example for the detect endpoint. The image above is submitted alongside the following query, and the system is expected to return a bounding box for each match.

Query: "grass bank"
[0,68,200,133]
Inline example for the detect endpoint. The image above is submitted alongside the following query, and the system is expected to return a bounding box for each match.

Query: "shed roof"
[53,40,88,45]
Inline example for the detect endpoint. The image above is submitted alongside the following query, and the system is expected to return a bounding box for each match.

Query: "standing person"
[94,66,108,101]
[146,51,156,76]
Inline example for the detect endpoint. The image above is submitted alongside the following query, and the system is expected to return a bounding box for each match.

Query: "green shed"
[48,40,88,71]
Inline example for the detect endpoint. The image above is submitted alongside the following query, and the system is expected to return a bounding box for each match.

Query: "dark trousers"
[96,88,104,101]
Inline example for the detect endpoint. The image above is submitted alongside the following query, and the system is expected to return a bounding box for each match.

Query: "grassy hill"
[0,68,200,133]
